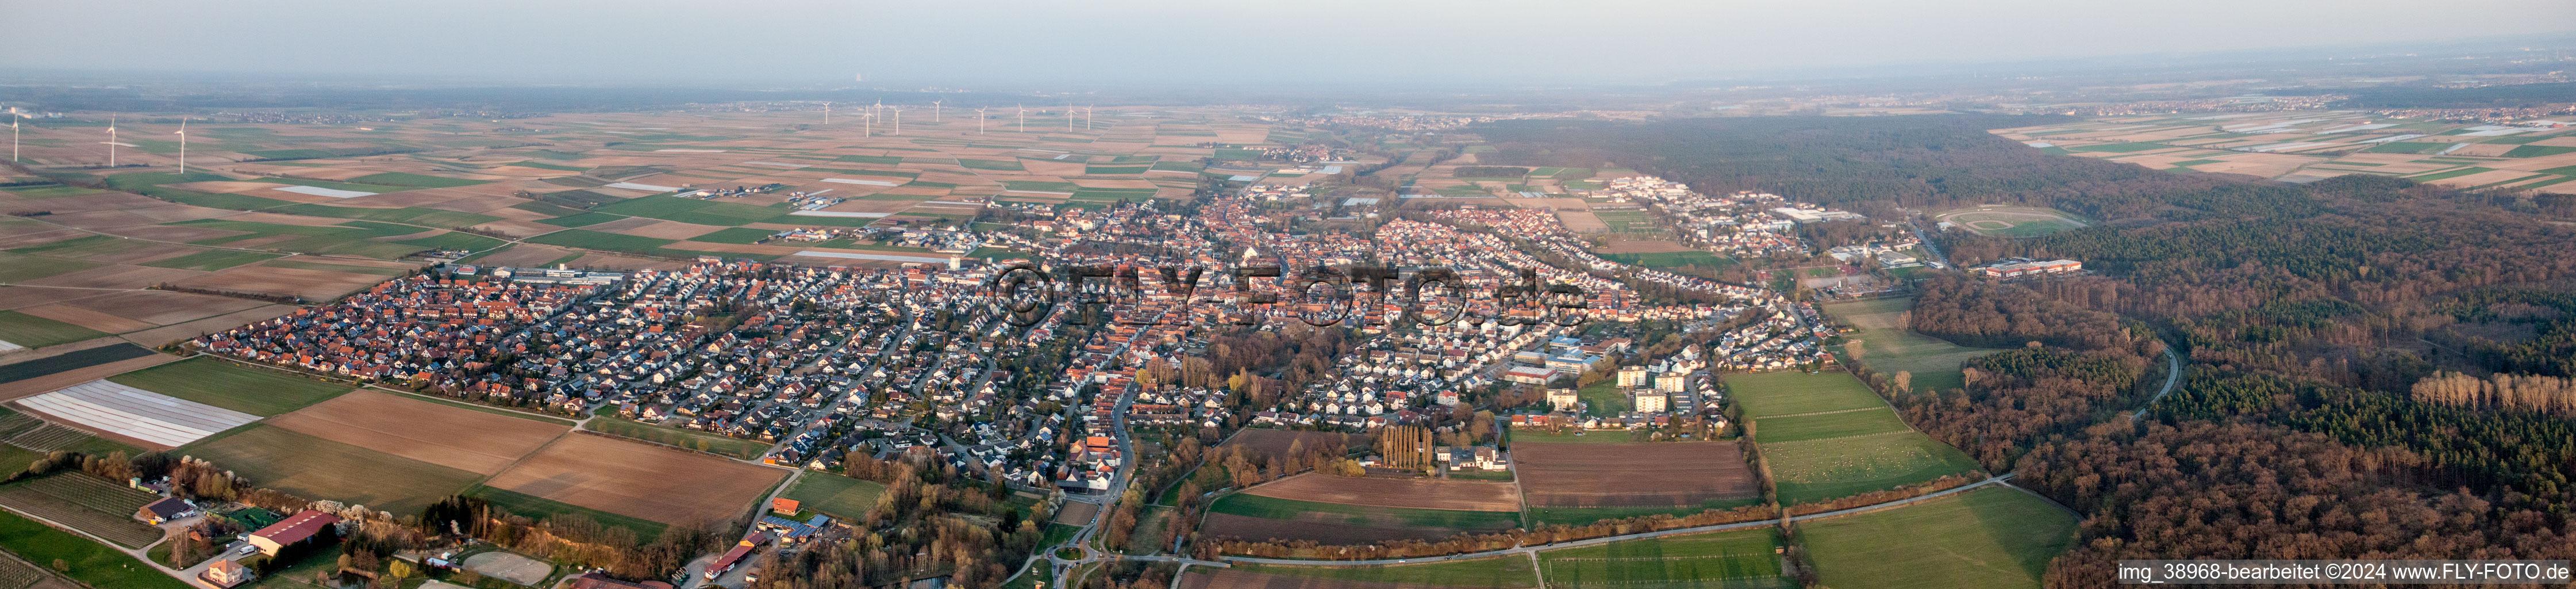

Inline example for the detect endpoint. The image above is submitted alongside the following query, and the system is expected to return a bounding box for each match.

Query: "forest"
[1483,113,2576,585]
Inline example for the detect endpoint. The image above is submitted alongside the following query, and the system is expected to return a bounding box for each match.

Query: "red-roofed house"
[248,510,341,556]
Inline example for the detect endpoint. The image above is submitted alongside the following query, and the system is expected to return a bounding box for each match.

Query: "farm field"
[180,424,481,515]
[1204,492,1521,545]
[0,473,165,548]
[103,357,350,416]
[1512,442,1759,511]
[1750,408,1911,445]
[1535,527,1792,589]
[0,312,106,350]
[0,507,190,589]
[779,473,887,520]
[467,485,670,545]
[1194,557,1541,589]
[585,416,772,460]
[1239,474,1521,512]
[1800,486,2075,589]
[1760,431,1981,504]
[1821,298,2002,395]
[1991,113,2576,191]
[1723,371,1886,418]
[481,432,786,526]
[263,390,568,475]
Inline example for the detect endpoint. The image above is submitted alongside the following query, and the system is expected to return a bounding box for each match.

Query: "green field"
[585,417,773,460]
[525,230,772,261]
[509,160,591,172]
[781,473,889,519]
[0,253,102,282]
[182,425,478,516]
[259,259,411,276]
[0,473,166,548]
[394,231,506,251]
[108,357,351,416]
[1228,556,1539,588]
[1724,372,1886,418]
[137,248,282,271]
[0,312,107,349]
[2405,167,2494,181]
[686,227,781,245]
[1942,208,2085,238]
[1591,211,1662,233]
[2505,145,2576,158]
[467,485,668,544]
[1601,250,1729,268]
[1575,380,1626,417]
[533,211,628,228]
[1800,487,2075,589]
[1752,408,1911,444]
[0,506,191,589]
[1001,180,1082,193]
[1084,165,1148,175]
[167,219,432,259]
[1537,527,1791,589]
[958,158,1027,171]
[1760,432,1982,504]
[1210,493,1522,531]
[346,172,491,188]
[5,235,164,259]
[1823,298,2006,395]
[3,185,105,200]
[590,195,790,227]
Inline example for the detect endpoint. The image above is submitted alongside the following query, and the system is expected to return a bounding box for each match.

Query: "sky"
[9,0,2575,87]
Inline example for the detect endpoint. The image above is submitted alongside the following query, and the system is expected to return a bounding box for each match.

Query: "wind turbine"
[862,111,874,137]
[1086,105,1095,131]
[824,102,831,125]
[1016,105,1025,133]
[106,114,117,168]
[174,116,188,175]
[932,99,943,123]
[872,99,883,123]
[975,107,987,135]
[9,109,21,164]
[1064,106,1073,131]
[891,105,901,136]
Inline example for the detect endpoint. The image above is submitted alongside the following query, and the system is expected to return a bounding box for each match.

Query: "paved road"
[1221,473,2018,567]
[2128,343,2184,423]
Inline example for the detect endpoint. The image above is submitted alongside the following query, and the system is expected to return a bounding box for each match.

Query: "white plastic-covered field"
[273,185,376,198]
[16,380,259,446]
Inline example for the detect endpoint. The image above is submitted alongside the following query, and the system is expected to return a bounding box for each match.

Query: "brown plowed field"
[266,390,567,475]
[1513,442,1759,507]
[1201,512,1460,545]
[484,432,786,525]
[1242,475,1520,511]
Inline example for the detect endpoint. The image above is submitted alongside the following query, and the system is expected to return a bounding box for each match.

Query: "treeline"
[2017,421,2576,586]
[2412,370,2576,418]
[1473,115,2269,220]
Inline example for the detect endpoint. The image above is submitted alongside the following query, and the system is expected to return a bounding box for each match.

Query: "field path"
[1221,473,2017,567]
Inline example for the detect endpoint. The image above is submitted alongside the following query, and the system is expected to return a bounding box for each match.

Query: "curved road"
[2128,343,2184,422]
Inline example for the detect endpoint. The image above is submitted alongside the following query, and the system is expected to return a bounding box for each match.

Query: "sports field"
[1536,527,1791,589]
[1932,207,2085,238]
[105,357,349,416]
[1759,432,1981,504]
[1724,372,1886,418]
[180,424,482,515]
[779,473,888,519]
[1822,298,2002,395]
[1800,486,2075,589]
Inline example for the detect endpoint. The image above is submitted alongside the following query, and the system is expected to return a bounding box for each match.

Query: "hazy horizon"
[8,0,2574,87]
